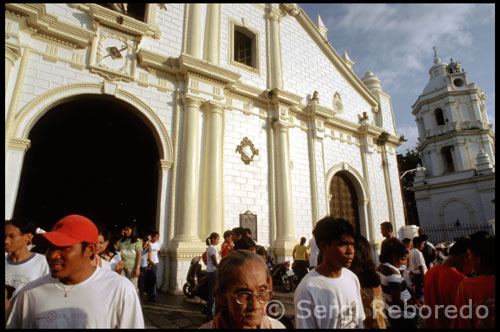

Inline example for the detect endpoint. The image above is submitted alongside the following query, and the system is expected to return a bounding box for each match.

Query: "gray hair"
[215,250,270,298]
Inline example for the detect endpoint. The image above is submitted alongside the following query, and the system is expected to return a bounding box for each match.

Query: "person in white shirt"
[204,232,220,321]
[5,214,144,328]
[294,217,365,328]
[5,218,50,298]
[308,236,320,270]
[408,236,427,303]
[146,231,161,302]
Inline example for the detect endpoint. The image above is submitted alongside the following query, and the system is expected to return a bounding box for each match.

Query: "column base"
[273,237,297,263]
[166,240,207,293]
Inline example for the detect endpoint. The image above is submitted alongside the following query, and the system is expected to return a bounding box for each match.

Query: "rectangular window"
[234,29,253,67]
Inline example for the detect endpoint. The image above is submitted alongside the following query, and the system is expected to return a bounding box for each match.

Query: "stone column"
[273,118,295,257]
[174,96,203,243]
[5,45,20,95]
[185,3,203,58]
[267,9,283,89]
[202,101,224,238]
[204,4,220,65]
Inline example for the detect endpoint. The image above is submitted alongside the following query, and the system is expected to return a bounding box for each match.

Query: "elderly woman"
[200,250,285,329]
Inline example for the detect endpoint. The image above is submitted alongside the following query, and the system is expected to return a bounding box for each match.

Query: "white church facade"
[5,4,406,292]
[411,49,495,242]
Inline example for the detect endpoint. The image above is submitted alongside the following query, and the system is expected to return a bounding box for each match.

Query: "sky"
[299,3,495,154]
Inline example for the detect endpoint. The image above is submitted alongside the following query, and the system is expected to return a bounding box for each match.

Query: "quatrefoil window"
[236,137,259,164]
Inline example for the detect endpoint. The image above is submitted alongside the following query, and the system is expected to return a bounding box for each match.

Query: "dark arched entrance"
[329,172,361,235]
[13,95,159,235]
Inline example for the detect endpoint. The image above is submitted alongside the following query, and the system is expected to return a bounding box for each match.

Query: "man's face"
[46,242,94,284]
[321,234,355,269]
[151,234,159,243]
[416,242,425,251]
[380,226,390,238]
[5,225,30,253]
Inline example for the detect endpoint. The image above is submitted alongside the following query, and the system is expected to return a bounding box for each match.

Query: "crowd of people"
[5,214,495,329]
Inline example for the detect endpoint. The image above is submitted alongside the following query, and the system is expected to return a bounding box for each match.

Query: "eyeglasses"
[233,289,273,305]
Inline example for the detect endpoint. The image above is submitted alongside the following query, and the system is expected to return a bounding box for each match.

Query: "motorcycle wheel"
[281,275,293,293]
[183,283,195,298]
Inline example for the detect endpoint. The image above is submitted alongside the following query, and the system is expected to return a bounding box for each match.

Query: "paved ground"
[141,290,296,329]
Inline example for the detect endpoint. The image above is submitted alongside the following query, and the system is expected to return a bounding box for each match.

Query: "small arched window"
[435,108,445,126]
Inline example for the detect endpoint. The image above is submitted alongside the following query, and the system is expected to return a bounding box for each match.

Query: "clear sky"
[299,3,495,154]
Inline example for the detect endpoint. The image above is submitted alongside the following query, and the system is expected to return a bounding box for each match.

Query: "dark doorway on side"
[13,95,159,236]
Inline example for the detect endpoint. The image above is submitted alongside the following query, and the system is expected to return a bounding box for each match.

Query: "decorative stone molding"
[70,4,161,39]
[279,4,300,17]
[159,159,173,170]
[236,137,259,165]
[6,138,31,152]
[333,92,344,113]
[5,4,95,48]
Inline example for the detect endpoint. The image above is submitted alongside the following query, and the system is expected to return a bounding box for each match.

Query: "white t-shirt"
[5,253,50,298]
[206,245,219,273]
[308,237,320,267]
[294,268,365,328]
[109,252,121,272]
[408,248,428,275]
[149,241,160,264]
[6,267,144,328]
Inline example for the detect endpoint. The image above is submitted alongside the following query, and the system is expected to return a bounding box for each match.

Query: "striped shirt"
[376,263,412,306]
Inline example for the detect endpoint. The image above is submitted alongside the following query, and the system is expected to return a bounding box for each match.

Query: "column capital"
[266,9,282,23]
[202,100,225,114]
[158,159,173,170]
[181,94,204,108]
[6,138,31,152]
[5,45,21,64]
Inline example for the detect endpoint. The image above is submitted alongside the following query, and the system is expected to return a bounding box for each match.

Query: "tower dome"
[361,71,382,93]
[422,47,448,94]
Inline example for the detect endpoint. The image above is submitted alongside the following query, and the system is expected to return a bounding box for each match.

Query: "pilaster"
[185,4,203,59]
[5,45,20,95]
[204,4,220,65]
[173,95,204,243]
[273,114,296,254]
[201,101,224,239]
[266,8,283,89]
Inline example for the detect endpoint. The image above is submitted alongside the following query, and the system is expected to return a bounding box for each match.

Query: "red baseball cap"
[40,214,98,246]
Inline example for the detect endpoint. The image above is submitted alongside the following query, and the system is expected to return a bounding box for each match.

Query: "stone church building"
[5,4,407,293]
[411,49,495,241]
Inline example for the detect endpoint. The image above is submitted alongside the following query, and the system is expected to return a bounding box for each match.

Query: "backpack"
[202,250,208,265]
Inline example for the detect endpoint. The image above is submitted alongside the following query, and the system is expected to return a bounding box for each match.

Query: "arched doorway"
[13,95,160,235]
[329,172,361,235]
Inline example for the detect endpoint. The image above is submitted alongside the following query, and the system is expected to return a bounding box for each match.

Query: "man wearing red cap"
[5,214,144,328]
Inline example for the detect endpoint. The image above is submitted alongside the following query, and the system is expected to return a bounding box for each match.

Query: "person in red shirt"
[219,230,234,259]
[451,233,495,329]
[423,236,472,328]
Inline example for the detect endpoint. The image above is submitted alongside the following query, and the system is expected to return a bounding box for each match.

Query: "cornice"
[5,4,94,49]
[179,54,241,86]
[416,128,494,151]
[412,173,495,192]
[137,48,182,76]
[294,5,378,107]
[412,87,483,113]
[268,88,303,107]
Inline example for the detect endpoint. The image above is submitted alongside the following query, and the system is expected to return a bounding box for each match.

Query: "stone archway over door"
[12,95,160,234]
[329,172,361,235]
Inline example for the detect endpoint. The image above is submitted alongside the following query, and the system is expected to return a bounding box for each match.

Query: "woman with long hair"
[204,232,220,321]
[116,223,142,294]
[349,235,386,329]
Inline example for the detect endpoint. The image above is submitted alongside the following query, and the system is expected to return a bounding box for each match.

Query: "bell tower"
[410,47,495,236]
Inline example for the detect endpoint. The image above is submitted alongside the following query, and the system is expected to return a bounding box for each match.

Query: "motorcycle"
[182,256,209,301]
[268,257,294,293]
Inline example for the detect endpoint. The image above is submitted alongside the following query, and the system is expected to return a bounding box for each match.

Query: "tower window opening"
[435,108,445,126]
[442,146,455,173]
